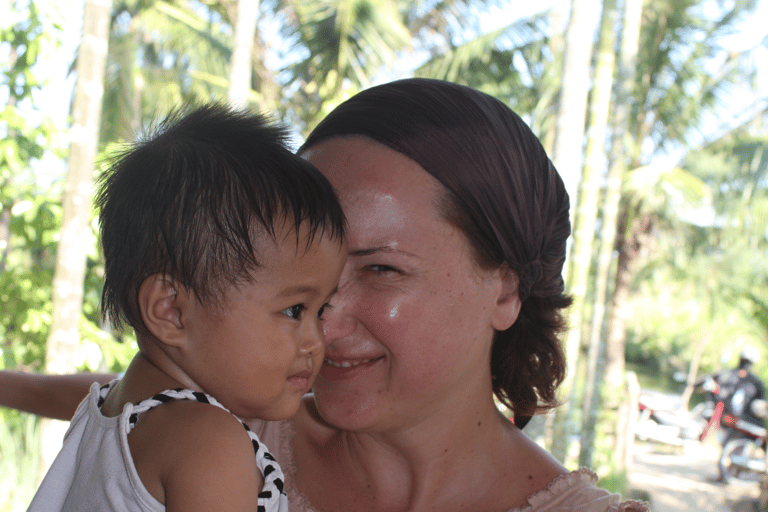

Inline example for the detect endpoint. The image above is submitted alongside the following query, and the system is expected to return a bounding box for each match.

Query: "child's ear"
[138,274,189,347]
[490,266,521,332]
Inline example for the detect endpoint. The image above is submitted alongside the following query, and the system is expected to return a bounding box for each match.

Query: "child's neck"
[100,352,186,417]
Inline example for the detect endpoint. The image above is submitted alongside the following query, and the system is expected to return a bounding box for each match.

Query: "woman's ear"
[138,274,189,347]
[490,266,521,331]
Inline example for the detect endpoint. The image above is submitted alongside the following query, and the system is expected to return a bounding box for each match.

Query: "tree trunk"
[540,3,568,156]
[680,330,710,411]
[598,0,643,392]
[601,0,644,466]
[2,48,18,273]
[549,0,602,463]
[227,0,259,108]
[577,0,619,468]
[615,370,640,472]
[0,205,10,272]
[605,213,638,390]
[579,0,643,467]
[607,212,652,464]
[40,0,111,479]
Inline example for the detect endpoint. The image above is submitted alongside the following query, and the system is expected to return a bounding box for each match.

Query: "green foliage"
[101,1,233,143]
[0,194,133,373]
[0,4,137,503]
[2,1,63,370]
[1,0,767,503]
[634,0,760,154]
[1,1,63,195]
[0,410,39,512]
[1,1,137,373]
[283,0,413,132]
[1,1,62,101]
[626,129,768,384]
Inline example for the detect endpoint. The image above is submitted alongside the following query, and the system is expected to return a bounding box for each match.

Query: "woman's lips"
[320,356,384,381]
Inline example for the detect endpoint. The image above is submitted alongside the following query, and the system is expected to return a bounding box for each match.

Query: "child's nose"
[300,321,324,356]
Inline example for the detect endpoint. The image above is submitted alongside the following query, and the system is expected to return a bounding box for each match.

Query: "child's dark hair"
[97,103,346,333]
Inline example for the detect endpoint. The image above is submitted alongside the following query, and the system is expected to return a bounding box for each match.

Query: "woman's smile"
[320,356,385,381]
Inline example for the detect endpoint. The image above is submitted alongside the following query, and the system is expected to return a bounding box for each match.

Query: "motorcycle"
[635,381,768,486]
[706,397,768,485]
[635,389,706,447]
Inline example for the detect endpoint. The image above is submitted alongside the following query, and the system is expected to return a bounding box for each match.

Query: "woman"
[1,78,647,511]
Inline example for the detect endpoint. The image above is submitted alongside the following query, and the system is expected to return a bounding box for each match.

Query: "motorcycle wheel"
[719,437,767,485]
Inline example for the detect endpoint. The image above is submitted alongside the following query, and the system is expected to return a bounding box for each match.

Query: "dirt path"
[629,442,762,511]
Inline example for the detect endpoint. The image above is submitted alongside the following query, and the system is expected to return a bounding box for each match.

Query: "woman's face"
[302,137,517,432]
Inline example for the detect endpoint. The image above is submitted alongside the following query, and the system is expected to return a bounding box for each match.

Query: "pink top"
[246,418,649,512]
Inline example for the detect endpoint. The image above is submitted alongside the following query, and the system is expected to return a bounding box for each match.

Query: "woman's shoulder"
[515,468,649,512]
[500,425,647,512]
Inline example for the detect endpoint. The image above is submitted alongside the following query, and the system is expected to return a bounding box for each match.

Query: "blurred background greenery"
[2,0,768,509]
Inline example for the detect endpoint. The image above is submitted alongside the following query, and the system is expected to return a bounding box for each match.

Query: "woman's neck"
[294,393,549,512]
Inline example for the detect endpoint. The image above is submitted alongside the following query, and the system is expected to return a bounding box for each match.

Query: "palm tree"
[281,0,531,134]
[414,10,558,138]
[548,0,603,463]
[592,0,765,465]
[576,0,620,468]
[101,1,234,142]
[676,124,768,406]
[227,0,260,107]
[587,0,643,472]
[42,0,112,477]
[280,0,412,132]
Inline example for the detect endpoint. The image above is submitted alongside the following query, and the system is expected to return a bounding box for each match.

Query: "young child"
[27,104,347,512]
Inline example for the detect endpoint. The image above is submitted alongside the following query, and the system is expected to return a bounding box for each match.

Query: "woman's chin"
[311,384,387,432]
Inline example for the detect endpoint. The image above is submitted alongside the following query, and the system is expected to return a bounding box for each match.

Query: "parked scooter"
[635,389,706,447]
[705,395,768,485]
[693,375,768,484]
[635,380,768,485]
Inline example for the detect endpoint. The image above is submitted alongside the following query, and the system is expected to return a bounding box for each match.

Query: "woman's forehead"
[304,136,448,246]
[303,136,438,194]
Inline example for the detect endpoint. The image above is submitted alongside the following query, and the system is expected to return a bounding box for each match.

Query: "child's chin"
[252,400,303,422]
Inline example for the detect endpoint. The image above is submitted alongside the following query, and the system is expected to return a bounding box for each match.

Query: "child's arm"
[0,371,115,420]
[134,400,266,511]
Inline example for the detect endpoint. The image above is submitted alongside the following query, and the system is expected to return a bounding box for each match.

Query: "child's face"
[181,222,347,421]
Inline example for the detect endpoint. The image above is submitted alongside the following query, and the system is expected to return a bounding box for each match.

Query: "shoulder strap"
[97,382,288,511]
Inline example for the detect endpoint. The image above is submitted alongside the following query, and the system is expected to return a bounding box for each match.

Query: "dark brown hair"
[98,103,346,334]
[300,78,571,427]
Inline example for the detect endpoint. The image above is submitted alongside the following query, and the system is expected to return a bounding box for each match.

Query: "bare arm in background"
[0,371,116,420]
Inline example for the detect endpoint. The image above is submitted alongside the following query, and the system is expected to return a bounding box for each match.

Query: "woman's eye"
[282,304,305,320]
[368,264,398,274]
[318,303,332,319]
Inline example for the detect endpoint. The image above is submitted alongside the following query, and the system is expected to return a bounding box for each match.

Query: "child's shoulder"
[142,397,252,442]
[130,398,265,510]
[131,397,260,470]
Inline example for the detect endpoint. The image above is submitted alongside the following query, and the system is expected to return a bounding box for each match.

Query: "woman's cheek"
[361,293,405,334]
[354,288,413,344]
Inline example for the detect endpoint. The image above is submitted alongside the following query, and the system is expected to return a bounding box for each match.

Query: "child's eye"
[282,304,305,320]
